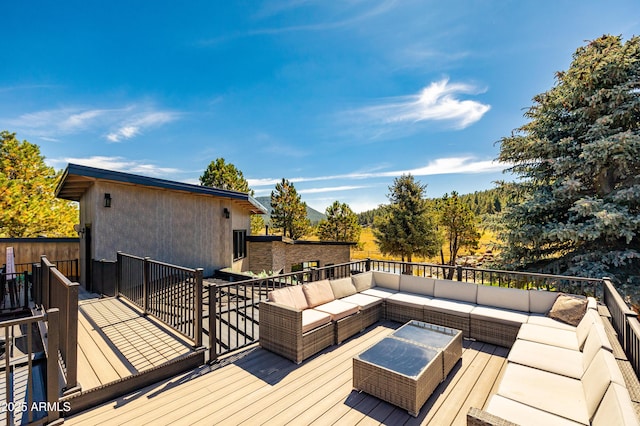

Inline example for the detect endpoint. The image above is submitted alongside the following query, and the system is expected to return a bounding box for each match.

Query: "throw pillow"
[547,294,588,326]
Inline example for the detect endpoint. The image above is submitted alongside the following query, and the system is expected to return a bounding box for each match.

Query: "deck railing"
[117,252,203,347]
[603,278,640,374]
[208,260,366,361]
[208,259,611,362]
[0,309,62,425]
[33,256,79,393]
[367,259,603,298]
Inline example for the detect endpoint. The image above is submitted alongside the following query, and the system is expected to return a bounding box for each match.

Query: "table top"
[354,321,461,378]
[356,337,439,377]
[393,321,460,349]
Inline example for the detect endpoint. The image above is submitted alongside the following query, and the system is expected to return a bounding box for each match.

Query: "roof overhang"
[56,163,267,214]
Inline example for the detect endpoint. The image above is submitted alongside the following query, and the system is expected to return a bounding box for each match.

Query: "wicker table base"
[353,321,462,417]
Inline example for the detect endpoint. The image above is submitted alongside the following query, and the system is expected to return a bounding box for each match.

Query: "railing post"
[143,257,151,314]
[41,255,50,310]
[23,270,29,309]
[456,265,463,282]
[209,284,218,363]
[64,282,80,393]
[46,308,60,424]
[365,258,371,272]
[194,268,203,348]
[116,251,122,296]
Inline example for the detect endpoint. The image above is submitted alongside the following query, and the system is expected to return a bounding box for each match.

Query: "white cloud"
[248,156,503,188]
[53,156,181,177]
[6,105,179,142]
[298,185,367,195]
[106,111,180,142]
[354,78,491,130]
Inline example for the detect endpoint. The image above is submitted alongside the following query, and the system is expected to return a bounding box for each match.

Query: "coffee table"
[352,321,462,416]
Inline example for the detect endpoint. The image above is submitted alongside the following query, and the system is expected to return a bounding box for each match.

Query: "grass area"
[351,227,499,263]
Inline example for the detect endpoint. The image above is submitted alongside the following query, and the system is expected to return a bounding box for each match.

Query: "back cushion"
[582,323,613,371]
[577,309,603,348]
[592,383,638,426]
[330,277,357,299]
[399,275,435,296]
[477,285,529,312]
[372,271,400,290]
[582,350,625,418]
[529,290,559,314]
[302,280,335,308]
[434,279,478,304]
[268,286,309,310]
[352,272,374,292]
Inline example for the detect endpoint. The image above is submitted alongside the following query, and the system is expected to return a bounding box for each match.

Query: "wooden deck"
[76,293,194,391]
[66,321,509,425]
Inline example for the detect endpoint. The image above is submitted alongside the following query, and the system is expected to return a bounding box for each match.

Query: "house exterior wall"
[248,240,351,274]
[78,181,250,282]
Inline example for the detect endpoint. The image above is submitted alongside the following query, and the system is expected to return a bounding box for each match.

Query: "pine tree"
[497,35,640,291]
[270,179,310,240]
[373,175,440,270]
[317,201,361,242]
[437,192,480,276]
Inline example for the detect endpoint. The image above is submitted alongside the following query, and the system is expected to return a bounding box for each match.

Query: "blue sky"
[2,1,639,213]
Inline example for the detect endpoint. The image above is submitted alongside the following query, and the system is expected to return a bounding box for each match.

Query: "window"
[233,230,247,260]
[291,260,319,272]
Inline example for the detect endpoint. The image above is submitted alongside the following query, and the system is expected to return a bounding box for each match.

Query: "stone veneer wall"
[248,239,351,274]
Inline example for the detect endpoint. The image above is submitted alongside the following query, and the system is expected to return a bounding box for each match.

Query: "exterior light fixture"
[223,208,230,219]
[104,193,112,208]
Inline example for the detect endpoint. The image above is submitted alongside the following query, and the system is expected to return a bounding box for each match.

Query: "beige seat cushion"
[548,294,588,326]
[477,285,529,312]
[340,293,383,309]
[486,395,583,426]
[268,286,309,310]
[497,363,589,424]
[517,310,601,351]
[302,309,332,333]
[527,313,576,331]
[399,274,435,296]
[508,339,584,379]
[592,383,639,426]
[313,299,360,321]
[302,280,335,308]
[517,323,581,350]
[387,292,432,309]
[529,290,560,314]
[425,298,475,316]
[361,287,397,299]
[470,306,529,326]
[434,280,478,304]
[329,277,357,299]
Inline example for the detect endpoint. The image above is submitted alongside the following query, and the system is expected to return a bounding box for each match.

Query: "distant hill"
[255,196,326,225]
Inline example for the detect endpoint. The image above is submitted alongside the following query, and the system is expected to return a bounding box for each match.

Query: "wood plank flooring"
[66,321,508,425]
[76,295,193,390]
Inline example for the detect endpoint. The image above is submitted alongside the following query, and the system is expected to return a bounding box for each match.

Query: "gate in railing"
[117,252,203,348]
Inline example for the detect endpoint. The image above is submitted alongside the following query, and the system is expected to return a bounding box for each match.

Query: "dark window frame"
[233,230,247,261]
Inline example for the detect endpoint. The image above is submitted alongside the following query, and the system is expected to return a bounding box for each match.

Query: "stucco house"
[56,163,266,285]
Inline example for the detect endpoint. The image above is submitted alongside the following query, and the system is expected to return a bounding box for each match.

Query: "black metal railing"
[117,252,203,347]
[366,259,604,298]
[208,260,367,361]
[0,309,62,425]
[207,258,612,361]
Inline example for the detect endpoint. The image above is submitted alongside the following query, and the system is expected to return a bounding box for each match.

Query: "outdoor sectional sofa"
[258,270,638,425]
